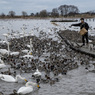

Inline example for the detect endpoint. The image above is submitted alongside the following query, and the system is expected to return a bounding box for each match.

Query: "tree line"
[0,5,95,18]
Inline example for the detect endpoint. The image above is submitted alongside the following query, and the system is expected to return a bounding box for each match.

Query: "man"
[71,18,89,46]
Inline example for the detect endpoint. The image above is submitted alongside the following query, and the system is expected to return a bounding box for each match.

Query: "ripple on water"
[0,65,95,95]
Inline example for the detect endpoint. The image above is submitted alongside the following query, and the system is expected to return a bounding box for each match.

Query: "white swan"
[22,49,29,54]
[0,49,9,55]
[10,52,20,56]
[17,86,33,94]
[0,58,6,69]
[17,81,40,94]
[0,74,27,83]
[34,69,42,76]
[0,41,7,44]
[0,64,6,69]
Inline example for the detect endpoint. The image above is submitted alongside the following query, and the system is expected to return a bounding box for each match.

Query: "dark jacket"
[72,22,89,31]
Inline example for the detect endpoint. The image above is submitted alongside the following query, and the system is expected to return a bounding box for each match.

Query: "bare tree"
[0,13,6,18]
[22,11,27,17]
[30,13,34,16]
[47,12,52,17]
[35,12,39,17]
[40,10,47,17]
[58,5,64,16]
[58,5,79,16]
[51,8,59,17]
[8,11,15,17]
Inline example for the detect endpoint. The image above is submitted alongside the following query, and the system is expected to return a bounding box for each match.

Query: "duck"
[17,81,40,94]
[0,74,27,83]
[33,69,42,77]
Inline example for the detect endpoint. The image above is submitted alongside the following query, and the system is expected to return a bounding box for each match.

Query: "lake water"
[1,66,95,95]
[0,18,95,40]
[0,18,95,95]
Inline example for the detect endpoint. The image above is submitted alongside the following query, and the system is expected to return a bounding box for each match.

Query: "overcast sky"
[0,0,95,15]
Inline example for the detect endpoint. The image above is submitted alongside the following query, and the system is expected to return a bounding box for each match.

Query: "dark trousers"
[82,32,88,45]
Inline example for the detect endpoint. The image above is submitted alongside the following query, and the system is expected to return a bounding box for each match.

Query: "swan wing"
[17,86,33,94]
[34,72,41,76]
[1,75,16,82]
[10,52,19,56]
[0,49,9,55]
[0,64,6,69]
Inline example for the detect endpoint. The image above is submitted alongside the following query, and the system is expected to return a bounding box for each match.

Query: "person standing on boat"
[71,18,89,47]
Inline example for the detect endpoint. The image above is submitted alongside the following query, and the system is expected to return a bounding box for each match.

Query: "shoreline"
[0,16,95,20]
[58,30,95,58]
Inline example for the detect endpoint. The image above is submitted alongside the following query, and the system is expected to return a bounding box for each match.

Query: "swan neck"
[26,82,32,87]
[15,75,25,81]
[26,82,37,87]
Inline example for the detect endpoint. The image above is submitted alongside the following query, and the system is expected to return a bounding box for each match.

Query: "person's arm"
[71,23,81,27]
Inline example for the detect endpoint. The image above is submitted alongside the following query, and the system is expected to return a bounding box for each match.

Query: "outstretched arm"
[71,23,81,27]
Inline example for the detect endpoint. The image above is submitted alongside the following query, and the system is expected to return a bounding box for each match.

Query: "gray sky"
[0,0,95,15]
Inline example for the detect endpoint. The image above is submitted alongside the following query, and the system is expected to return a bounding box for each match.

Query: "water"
[1,66,95,95]
[36,66,95,95]
[0,18,95,40]
[0,19,54,40]
[0,18,95,95]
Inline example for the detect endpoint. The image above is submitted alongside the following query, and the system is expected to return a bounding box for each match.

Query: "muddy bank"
[58,30,95,43]
[58,30,82,43]
[58,30,95,58]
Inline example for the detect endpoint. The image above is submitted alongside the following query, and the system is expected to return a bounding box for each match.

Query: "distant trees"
[84,10,95,16]
[8,11,16,17]
[0,4,84,18]
[32,5,79,17]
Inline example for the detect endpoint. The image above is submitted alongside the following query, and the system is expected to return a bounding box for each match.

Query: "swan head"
[24,79,28,82]
[37,84,40,88]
